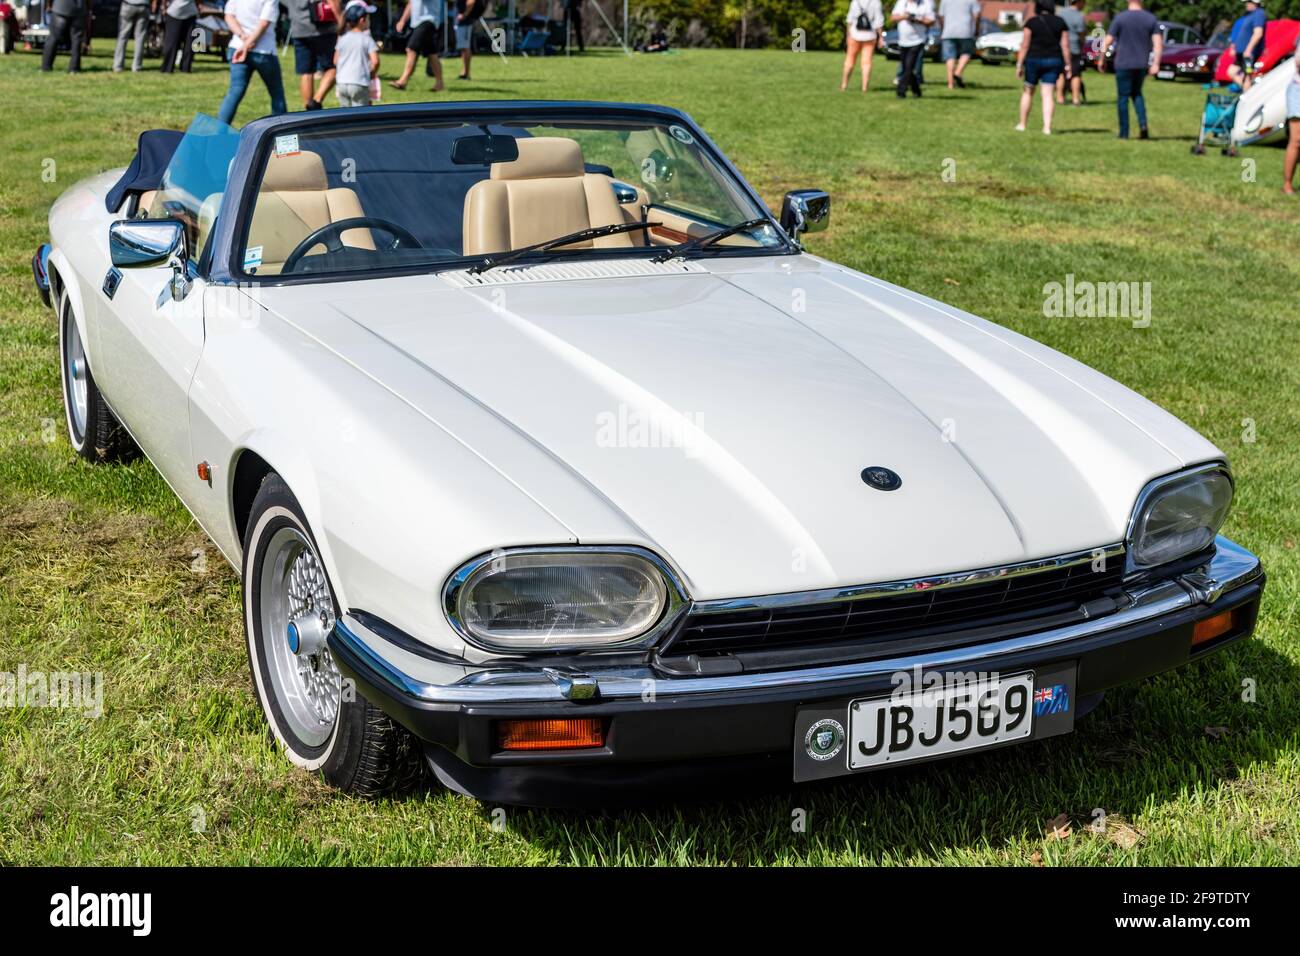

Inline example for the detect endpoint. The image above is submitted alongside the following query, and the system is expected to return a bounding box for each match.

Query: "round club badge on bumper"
[804,718,846,761]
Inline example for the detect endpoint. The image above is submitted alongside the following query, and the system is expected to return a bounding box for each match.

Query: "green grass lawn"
[1,44,1298,866]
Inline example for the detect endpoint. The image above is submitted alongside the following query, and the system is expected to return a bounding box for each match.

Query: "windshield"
[233,113,787,279]
[150,113,241,262]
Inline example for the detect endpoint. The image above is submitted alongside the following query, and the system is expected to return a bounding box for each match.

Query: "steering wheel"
[280,216,423,274]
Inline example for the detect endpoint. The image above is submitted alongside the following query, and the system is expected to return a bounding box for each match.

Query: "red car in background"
[1156,30,1228,81]
[0,0,20,54]
[1214,18,1300,83]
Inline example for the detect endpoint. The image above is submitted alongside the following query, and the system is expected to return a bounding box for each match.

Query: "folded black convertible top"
[104,129,185,214]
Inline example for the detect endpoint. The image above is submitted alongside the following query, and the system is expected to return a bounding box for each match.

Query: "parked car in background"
[1232,49,1298,146]
[1156,30,1227,82]
[0,0,19,55]
[976,27,1021,65]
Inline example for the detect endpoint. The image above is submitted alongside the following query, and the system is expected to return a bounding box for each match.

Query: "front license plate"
[792,664,1076,782]
[1157,69,1175,79]
[848,673,1033,769]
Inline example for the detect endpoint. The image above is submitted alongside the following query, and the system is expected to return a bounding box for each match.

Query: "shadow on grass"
[471,642,1294,863]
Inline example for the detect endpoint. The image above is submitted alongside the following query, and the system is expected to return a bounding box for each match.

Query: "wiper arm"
[651,217,775,264]
[467,221,663,274]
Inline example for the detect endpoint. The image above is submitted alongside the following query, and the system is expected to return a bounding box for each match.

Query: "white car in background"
[33,102,1265,806]
[1233,56,1297,146]
[976,28,1022,64]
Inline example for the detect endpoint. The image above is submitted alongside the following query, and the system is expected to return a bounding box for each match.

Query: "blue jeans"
[1115,68,1148,138]
[218,50,288,126]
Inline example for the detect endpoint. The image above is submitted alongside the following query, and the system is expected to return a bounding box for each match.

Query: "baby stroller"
[1191,83,1241,156]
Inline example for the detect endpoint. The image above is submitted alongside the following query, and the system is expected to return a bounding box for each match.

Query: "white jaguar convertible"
[34,103,1264,805]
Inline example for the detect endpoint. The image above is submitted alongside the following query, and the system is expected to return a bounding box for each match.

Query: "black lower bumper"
[330,566,1263,806]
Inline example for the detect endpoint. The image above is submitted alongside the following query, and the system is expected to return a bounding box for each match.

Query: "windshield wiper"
[651,217,776,264]
[467,221,663,274]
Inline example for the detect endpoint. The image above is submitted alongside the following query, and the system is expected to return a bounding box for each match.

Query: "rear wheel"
[58,290,137,462]
[242,473,425,796]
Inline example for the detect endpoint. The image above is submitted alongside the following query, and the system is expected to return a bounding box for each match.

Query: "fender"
[224,432,329,585]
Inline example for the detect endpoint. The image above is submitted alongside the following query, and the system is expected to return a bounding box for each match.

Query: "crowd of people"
[840,0,1298,191]
[37,0,491,113]
[30,0,1299,194]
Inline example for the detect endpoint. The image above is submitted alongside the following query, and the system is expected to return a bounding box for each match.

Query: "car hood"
[256,257,1220,600]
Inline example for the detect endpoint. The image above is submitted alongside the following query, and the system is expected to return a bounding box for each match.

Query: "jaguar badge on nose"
[861,466,902,491]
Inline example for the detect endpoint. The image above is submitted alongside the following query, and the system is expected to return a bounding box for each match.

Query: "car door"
[96,256,207,499]
[93,115,239,504]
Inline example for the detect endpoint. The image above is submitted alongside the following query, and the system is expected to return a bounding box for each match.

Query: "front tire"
[58,290,137,462]
[242,473,424,796]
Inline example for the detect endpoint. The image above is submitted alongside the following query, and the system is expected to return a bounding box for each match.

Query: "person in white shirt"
[891,0,935,98]
[335,1,381,107]
[1285,39,1300,195]
[842,0,885,92]
[218,0,288,125]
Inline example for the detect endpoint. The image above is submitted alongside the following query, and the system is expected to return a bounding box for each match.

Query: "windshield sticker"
[274,134,300,157]
[243,246,263,271]
[669,125,694,145]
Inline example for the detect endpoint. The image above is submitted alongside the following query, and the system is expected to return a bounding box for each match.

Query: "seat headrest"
[490,137,584,181]
[261,150,329,192]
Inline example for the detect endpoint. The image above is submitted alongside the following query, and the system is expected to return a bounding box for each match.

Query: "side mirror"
[780,190,830,241]
[610,179,640,205]
[109,219,191,301]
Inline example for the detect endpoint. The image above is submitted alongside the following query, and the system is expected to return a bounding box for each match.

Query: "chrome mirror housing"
[779,189,831,241]
[610,179,640,205]
[109,219,192,301]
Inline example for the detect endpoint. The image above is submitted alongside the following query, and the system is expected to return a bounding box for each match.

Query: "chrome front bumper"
[331,535,1264,706]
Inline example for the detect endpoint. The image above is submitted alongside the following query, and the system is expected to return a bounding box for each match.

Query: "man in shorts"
[454,0,483,80]
[1055,0,1087,105]
[1227,0,1268,91]
[938,0,980,89]
[1285,38,1300,195]
[392,0,444,92]
[287,0,342,110]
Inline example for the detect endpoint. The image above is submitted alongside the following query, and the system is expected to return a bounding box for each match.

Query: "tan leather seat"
[245,150,374,275]
[462,137,633,256]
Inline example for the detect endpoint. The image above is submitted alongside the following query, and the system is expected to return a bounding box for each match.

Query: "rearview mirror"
[109,219,191,301]
[780,190,830,240]
[450,134,520,166]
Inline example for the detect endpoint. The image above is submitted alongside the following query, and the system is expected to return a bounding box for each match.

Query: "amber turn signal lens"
[1192,609,1235,647]
[497,718,604,751]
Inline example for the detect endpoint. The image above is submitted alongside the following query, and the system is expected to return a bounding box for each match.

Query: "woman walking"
[159,0,198,73]
[1015,0,1071,134]
[841,0,884,92]
[218,0,288,125]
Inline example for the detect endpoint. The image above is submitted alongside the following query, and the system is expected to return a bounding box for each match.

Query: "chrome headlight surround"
[1125,462,1234,575]
[443,546,689,654]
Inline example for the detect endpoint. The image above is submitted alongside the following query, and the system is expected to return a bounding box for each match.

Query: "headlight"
[1127,465,1233,571]
[444,548,680,652]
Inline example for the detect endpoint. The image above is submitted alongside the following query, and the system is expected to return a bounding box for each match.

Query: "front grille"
[666,554,1127,657]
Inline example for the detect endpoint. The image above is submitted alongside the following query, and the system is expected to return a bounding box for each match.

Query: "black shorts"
[292,33,336,75]
[1069,53,1084,77]
[409,20,440,56]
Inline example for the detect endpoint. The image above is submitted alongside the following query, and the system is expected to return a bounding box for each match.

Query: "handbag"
[308,0,337,26]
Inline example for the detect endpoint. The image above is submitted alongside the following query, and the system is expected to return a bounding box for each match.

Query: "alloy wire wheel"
[61,300,89,448]
[243,473,426,794]
[58,289,138,463]
[259,525,342,749]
